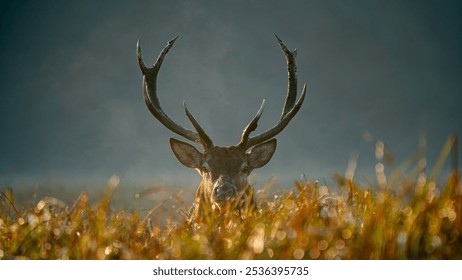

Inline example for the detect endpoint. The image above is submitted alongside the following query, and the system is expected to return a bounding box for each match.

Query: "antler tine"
[244,84,306,149]
[274,34,298,120]
[183,101,214,148]
[239,35,307,150]
[137,36,211,148]
[238,99,265,148]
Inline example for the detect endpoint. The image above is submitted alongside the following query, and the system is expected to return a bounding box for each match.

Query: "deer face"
[137,34,307,222]
[170,138,277,210]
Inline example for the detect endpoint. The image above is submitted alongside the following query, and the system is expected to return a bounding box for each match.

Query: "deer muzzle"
[212,175,237,206]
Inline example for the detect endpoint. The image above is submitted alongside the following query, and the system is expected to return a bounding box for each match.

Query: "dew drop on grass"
[293,248,305,259]
[317,240,329,251]
[108,175,120,189]
[342,229,352,240]
[309,248,320,259]
[27,214,39,227]
[247,223,265,254]
[335,239,345,250]
[319,186,329,198]
[36,200,46,211]
[375,141,385,160]
[448,210,457,222]
[432,235,442,248]
[276,230,287,241]
[105,246,112,255]
[284,199,295,210]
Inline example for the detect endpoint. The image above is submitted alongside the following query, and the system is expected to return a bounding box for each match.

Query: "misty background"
[1,0,461,200]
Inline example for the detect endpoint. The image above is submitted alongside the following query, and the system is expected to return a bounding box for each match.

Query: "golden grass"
[1,139,461,260]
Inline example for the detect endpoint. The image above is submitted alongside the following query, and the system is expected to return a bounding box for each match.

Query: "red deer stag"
[137,35,307,223]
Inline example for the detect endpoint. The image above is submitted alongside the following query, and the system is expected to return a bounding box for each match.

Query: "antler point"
[136,40,148,74]
[170,35,179,44]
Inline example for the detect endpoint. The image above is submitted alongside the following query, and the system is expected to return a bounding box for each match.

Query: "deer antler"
[137,36,214,149]
[238,34,307,150]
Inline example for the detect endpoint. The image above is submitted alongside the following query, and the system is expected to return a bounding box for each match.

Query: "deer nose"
[213,178,236,203]
[214,186,236,202]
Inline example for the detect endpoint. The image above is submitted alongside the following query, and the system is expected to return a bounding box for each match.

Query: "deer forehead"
[204,147,248,174]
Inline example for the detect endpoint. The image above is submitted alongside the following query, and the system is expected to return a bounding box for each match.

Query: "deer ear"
[169,138,204,169]
[247,139,277,169]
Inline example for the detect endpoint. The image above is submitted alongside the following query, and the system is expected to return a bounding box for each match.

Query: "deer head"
[137,35,307,222]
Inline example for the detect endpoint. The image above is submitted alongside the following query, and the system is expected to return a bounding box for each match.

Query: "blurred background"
[1,0,461,207]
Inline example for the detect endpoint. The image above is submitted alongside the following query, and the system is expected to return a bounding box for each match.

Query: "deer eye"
[200,166,209,173]
[241,165,250,174]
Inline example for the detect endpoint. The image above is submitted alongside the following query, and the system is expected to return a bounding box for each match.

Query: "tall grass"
[0,138,461,260]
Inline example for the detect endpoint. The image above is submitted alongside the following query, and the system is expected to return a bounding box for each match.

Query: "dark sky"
[1,0,461,189]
